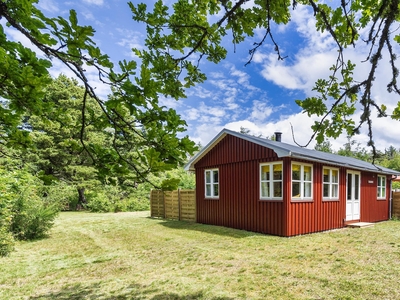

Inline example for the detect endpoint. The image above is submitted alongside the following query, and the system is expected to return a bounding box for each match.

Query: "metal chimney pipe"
[274,132,282,142]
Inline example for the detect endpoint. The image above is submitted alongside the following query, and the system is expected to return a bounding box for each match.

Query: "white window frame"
[260,162,283,201]
[377,175,386,200]
[205,169,219,199]
[322,167,339,201]
[291,162,313,201]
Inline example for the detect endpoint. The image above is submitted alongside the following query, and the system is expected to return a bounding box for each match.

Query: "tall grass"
[1,212,400,299]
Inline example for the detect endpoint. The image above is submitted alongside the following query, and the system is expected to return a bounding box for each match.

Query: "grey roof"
[185,128,400,175]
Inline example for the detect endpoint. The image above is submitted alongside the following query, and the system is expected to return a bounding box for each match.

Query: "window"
[292,163,313,200]
[323,167,339,200]
[377,175,386,199]
[260,162,283,200]
[205,169,219,198]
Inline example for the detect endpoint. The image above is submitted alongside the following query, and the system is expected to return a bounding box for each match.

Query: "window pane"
[332,170,338,183]
[213,171,219,183]
[304,182,312,197]
[304,166,312,181]
[273,164,282,180]
[292,182,300,197]
[213,184,219,196]
[261,182,270,197]
[273,182,282,197]
[354,175,359,200]
[323,183,329,197]
[206,184,211,196]
[323,169,330,183]
[206,171,211,183]
[261,165,270,181]
[347,174,352,200]
[332,184,338,198]
[292,164,300,180]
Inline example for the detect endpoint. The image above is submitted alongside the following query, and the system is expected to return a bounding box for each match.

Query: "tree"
[129,0,400,157]
[385,146,398,160]
[240,127,251,135]
[337,136,371,162]
[26,75,110,206]
[314,141,334,153]
[0,0,197,187]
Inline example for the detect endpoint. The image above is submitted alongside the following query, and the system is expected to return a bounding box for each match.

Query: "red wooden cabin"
[185,129,399,237]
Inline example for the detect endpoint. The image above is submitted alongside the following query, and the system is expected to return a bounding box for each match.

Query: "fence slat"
[150,189,196,222]
[392,192,400,218]
[150,190,164,218]
[165,190,180,220]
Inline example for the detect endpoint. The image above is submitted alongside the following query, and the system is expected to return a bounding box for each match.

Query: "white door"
[346,171,361,221]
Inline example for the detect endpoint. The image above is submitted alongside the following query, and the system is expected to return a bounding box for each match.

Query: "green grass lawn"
[1,212,400,299]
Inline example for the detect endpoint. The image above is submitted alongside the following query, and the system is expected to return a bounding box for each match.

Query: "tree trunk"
[77,187,87,210]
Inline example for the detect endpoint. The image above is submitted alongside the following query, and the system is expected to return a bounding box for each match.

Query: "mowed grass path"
[1,212,400,300]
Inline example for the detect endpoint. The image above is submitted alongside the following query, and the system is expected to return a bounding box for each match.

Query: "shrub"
[0,227,14,257]
[10,195,59,240]
[86,191,113,212]
[85,184,150,213]
[124,196,150,211]
[0,200,14,256]
[44,183,77,211]
[0,168,60,244]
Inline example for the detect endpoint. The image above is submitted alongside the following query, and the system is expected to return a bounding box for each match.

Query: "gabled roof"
[185,128,400,175]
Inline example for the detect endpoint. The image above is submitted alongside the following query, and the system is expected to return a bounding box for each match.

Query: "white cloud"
[260,51,337,91]
[249,100,274,122]
[83,0,104,5]
[115,29,145,59]
[117,29,144,50]
[36,0,60,13]
[159,97,180,110]
[79,11,105,28]
[210,72,225,79]
[186,86,213,99]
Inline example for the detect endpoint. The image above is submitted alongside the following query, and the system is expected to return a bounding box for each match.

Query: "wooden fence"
[392,192,400,218]
[150,189,196,222]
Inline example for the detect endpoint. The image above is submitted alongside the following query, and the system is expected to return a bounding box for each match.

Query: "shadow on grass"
[29,282,234,300]
[155,218,261,239]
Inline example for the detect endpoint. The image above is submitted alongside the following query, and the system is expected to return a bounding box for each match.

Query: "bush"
[44,183,77,211]
[85,183,150,213]
[0,228,14,257]
[0,200,14,256]
[0,169,60,244]
[124,196,150,211]
[86,191,113,212]
[10,194,59,240]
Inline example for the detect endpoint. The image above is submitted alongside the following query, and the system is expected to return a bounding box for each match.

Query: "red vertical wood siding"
[285,162,345,236]
[195,135,391,237]
[359,173,390,222]
[195,135,284,236]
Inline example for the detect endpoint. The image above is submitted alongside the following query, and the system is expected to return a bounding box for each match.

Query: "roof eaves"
[185,128,400,176]
[290,152,400,175]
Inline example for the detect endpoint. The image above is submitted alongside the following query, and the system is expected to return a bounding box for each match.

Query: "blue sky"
[7,0,400,151]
